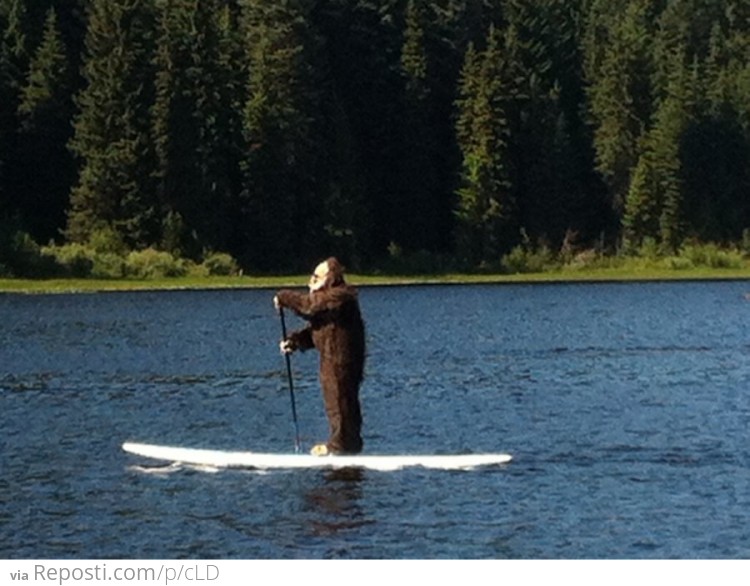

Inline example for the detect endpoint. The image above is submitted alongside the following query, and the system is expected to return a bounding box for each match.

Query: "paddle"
[278,306,302,453]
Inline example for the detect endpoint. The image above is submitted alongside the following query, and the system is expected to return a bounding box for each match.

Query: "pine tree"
[524,0,611,249]
[152,0,200,256]
[67,0,157,248]
[502,0,566,248]
[656,69,693,251]
[583,0,656,223]
[679,5,750,243]
[0,0,28,224]
[402,0,428,97]
[454,26,516,266]
[724,1,750,127]
[16,7,75,242]
[18,8,68,123]
[2,0,25,49]
[207,2,246,257]
[239,0,326,271]
[0,0,26,100]
[152,0,243,258]
[312,0,409,265]
[623,44,696,251]
[396,0,443,252]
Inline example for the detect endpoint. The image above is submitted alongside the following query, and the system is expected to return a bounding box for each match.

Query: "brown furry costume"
[275,259,365,454]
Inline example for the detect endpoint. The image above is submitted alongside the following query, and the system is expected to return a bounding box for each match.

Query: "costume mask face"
[309,261,330,292]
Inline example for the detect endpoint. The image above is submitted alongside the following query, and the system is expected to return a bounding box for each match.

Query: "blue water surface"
[2,281,750,558]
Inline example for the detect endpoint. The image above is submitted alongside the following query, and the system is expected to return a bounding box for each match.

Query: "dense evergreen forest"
[1,0,749,275]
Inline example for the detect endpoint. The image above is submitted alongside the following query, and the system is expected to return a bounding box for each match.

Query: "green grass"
[2,264,750,294]
[0,275,299,294]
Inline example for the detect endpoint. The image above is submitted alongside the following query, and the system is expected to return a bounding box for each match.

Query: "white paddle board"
[122,442,512,471]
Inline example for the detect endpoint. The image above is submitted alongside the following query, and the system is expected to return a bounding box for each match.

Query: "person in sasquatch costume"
[274,257,365,455]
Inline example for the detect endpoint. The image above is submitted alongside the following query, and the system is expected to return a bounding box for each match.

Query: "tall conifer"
[67,0,157,248]
[240,0,326,270]
[16,7,74,242]
[152,0,242,258]
[584,0,655,220]
[397,0,442,252]
[454,26,516,265]
[0,0,28,224]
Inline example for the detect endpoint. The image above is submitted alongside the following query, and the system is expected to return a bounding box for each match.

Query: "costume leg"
[321,369,362,455]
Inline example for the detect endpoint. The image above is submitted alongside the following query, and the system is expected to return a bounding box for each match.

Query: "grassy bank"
[2,264,750,294]
[5,231,750,293]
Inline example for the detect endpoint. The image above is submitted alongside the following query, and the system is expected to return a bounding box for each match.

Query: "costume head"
[309,257,346,292]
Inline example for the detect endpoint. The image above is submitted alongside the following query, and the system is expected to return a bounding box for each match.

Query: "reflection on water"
[304,469,373,541]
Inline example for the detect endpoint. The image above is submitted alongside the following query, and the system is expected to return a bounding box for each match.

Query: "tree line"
[1,0,749,275]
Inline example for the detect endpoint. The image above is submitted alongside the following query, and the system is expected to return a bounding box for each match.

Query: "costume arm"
[276,288,350,320]
[276,289,310,317]
[285,326,314,352]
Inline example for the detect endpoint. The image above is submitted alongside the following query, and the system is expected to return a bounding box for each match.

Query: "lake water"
[2,281,750,559]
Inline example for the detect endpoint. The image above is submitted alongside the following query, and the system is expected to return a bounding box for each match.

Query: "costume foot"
[310,444,329,456]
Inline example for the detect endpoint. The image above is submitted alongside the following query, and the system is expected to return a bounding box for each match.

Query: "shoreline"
[2,267,750,294]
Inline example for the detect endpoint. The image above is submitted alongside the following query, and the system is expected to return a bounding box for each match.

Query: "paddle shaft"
[279,307,302,453]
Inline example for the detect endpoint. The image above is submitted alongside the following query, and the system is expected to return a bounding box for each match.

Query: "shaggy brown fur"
[276,265,365,454]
